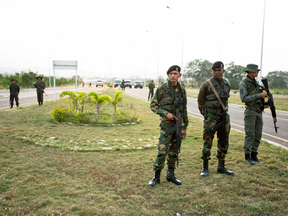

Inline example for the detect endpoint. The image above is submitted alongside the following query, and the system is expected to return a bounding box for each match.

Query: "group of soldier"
[148,62,269,186]
[9,76,46,109]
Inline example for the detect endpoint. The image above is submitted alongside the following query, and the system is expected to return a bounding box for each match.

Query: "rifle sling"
[207,79,227,111]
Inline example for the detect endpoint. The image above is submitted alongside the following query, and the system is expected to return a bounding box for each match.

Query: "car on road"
[134,81,143,89]
[125,80,132,88]
[114,79,122,88]
[96,79,103,87]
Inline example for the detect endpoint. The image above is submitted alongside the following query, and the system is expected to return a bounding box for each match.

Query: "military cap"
[245,64,260,73]
[11,78,18,82]
[167,65,181,74]
[36,76,43,79]
[211,61,224,69]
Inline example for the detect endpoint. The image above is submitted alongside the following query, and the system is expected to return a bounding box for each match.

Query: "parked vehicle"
[125,80,132,88]
[114,79,122,88]
[96,79,103,87]
[134,81,143,89]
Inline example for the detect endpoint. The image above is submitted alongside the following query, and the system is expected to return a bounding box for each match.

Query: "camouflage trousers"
[37,92,43,103]
[10,94,19,106]
[153,119,182,171]
[201,113,230,161]
[148,90,154,100]
[243,109,263,154]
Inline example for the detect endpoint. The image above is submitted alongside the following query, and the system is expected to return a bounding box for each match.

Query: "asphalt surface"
[1,86,287,149]
[0,85,104,110]
[123,87,288,149]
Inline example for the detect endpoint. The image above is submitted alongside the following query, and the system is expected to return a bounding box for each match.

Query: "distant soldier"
[149,65,188,186]
[9,78,20,108]
[89,82,92,87]
[121,79,125,92]
[34,76,46,106]
[181,81,185,89]
[239,64,269,165]
[198,61,234,177]
[82,82,85,87]
[148,80,155,101]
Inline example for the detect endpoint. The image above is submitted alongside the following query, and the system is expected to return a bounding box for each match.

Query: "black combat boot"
[217,160,234,176]
[17,105,19,107]
[148,170,161,186]
[200,160,209,177]
[10,105,13,109]
[245,153,255,165]
[41,102,43,106]
[251,152,263,164]
[38,102,41,106]
[166,168,182,185]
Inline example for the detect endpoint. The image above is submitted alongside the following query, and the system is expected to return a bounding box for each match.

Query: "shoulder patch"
[240,89,244,94]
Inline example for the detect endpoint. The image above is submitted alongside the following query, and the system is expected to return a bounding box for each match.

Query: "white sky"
[0,0,287,80]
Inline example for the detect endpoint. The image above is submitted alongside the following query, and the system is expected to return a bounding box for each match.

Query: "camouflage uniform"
[198,77,231,161]
[150,80,189,171]
[9,81,20,107]
[121,80,125,92]
[148,82,155,100]
[35,80,46,104]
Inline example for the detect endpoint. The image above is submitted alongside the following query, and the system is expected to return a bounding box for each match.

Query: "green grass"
[0,89,287,215]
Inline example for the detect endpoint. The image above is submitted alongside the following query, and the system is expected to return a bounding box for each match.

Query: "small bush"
[72,110,93,124]
[50,106,74,122]
[116,109,138,123]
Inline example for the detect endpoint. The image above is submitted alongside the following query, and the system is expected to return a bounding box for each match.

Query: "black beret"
[211,61,224,69]
[167,65,181,74]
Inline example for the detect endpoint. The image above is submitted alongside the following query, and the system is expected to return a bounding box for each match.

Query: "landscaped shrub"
[50,106,74,122]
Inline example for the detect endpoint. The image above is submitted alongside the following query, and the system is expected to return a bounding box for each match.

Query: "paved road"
[124,87,288,148]
[0,86,104,110]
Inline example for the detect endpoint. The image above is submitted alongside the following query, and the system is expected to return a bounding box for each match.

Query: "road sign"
[53,60,78,70]
[52,60,78,102]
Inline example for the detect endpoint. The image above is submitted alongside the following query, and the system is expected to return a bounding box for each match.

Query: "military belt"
[246,106,261,113]
[207,108,223,114]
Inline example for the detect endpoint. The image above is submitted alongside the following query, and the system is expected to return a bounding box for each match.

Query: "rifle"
[33,83,47,96]
[163,90,182,166]
[261,79,279,133]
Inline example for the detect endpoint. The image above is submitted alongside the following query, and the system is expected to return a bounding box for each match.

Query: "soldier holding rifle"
[9,78,20,108]
[239,64,270,165]
[198,61,234,177]
[149,65,188,186]
[34,76,46,106]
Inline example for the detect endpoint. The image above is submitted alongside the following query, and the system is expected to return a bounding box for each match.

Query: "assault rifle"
[211,97,227,142]
[163,112,182,166]
[261,79,279,133]
[33,83,47,96]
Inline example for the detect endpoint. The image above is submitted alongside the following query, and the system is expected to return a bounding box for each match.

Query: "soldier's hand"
[264,105,270,108]
[182,130,187,139]
[166,113,177,120]
[260,92,269,99]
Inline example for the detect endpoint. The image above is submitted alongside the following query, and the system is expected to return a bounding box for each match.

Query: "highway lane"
[124,87,288,148]
[0,86,104,111]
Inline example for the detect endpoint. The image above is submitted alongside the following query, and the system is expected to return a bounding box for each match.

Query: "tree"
[225,62,246,89]
[88,92,112,123]
[266,71,288,88]
[111,91,123,122]
[183,59,213,87]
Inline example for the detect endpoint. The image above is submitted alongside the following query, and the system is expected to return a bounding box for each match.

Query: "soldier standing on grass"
[9,78,20,108]
[148,80,155,101]
[121,79,125,92]
[239,64,269,165]
[149,65,189,186]
[34,76,46,106]
[198,61,234,177]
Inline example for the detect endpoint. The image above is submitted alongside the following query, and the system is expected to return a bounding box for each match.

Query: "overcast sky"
[0,0,287,81]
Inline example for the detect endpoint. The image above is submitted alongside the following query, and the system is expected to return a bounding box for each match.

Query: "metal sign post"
[53,60,78,102]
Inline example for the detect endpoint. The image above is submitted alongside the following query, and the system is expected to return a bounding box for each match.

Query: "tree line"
[0,70,78,89]
[183,59,288,89]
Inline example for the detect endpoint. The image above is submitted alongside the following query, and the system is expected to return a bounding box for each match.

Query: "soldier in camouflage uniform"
[34,76,46,106]
[198,61,234,177]
[9,78,20,108]
[180,81,185,89]
[148,80,155,101]
[149,65,189,186]
[239,64,269,165]
[121,79,125,92]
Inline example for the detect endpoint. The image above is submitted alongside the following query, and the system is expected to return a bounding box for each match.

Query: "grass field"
[0,89,287,215]
[186,89,288,111]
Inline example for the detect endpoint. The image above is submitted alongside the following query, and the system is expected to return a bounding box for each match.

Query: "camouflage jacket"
[35,80,46,93]
[148,83,155,91]
[198,77,230,116]
[150,80,189,130]
[10,83,20,95]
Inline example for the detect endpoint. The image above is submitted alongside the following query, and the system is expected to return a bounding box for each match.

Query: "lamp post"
[259,0,266,83]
